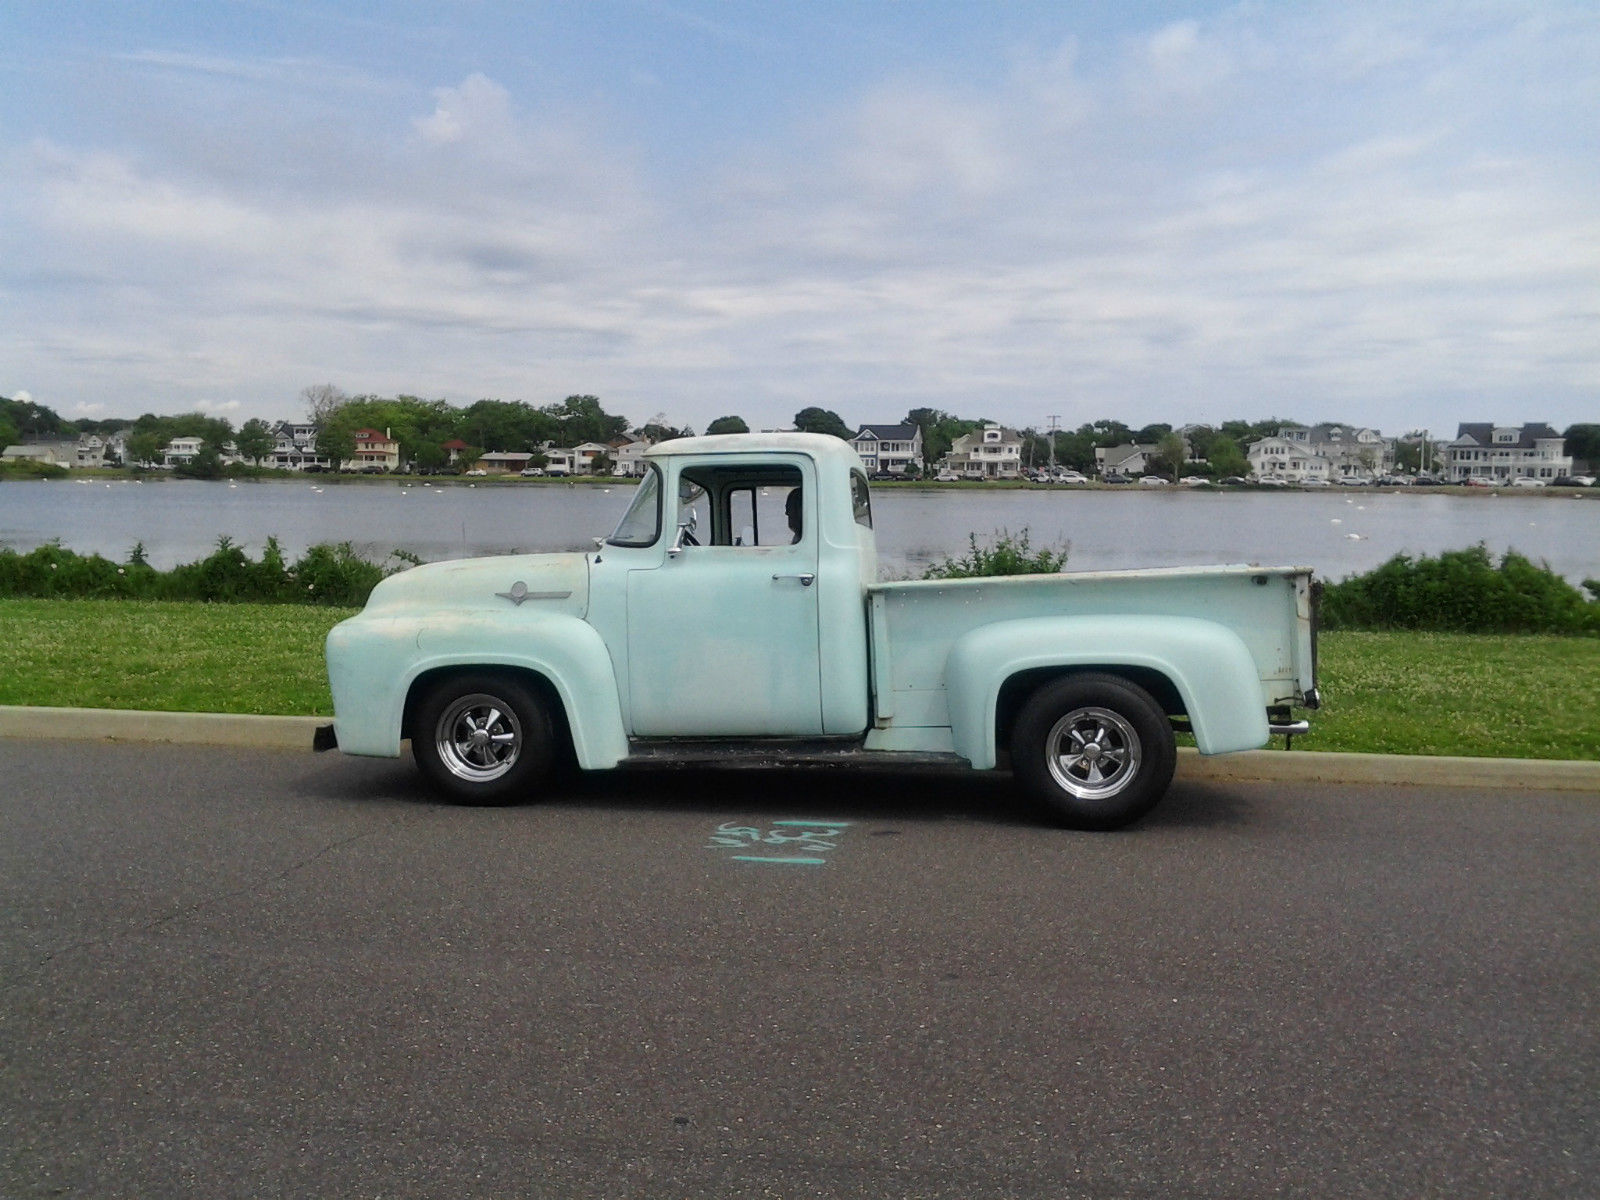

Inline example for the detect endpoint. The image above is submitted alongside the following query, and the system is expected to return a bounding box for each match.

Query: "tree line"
[6,391,1597,479]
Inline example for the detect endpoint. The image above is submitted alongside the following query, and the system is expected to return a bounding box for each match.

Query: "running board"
[621,738,968,770]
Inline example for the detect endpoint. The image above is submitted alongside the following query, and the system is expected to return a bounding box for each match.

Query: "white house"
[1279,424,1393,481]
[162,436,205,468]
[851,423,923,475]
[1247,436,1333,482]
[609,437,652,477]
[943,426,1023,480]
[1445,423,1570,484]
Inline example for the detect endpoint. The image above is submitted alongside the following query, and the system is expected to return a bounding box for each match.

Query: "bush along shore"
[3,534,1597,634]
[0,538,414,607]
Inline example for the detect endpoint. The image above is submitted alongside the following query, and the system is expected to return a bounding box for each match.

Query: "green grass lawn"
[1,599,1596,758]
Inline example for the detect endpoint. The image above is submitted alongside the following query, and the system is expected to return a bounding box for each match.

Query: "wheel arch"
[945,614,1270,768]
[405,665,575,767]
[995,664,1184,764]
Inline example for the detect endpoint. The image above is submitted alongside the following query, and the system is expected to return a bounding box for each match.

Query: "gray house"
[1445,423,1570,483]
[850,423,923,475]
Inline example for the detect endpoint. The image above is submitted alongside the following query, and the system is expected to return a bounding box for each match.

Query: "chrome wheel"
[1043,705,1142,800]
[435,693,523,782]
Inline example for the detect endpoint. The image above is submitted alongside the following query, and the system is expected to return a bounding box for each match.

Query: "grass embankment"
[1,598,1597,759]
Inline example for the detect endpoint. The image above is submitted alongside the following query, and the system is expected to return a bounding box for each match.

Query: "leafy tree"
[0,414,18,449]
[1134,423,1173,445]
[126,430,164,466]
[705,415,749,435]
[906,408,986,468]
[637,414,692,443]
[548,395,628,445]
[794,406,853,439]
[1151,431,1189,481]
[235,418,274,465]
[316,419,357,471]
[1563,423,1600,467]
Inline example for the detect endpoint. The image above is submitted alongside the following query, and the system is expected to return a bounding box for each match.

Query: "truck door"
[625,461,824,736]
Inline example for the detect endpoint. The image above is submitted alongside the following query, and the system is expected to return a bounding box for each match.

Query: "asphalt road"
[2,741,1596,1199]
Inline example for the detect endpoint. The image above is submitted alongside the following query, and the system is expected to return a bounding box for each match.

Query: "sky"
[2,1,1596,437]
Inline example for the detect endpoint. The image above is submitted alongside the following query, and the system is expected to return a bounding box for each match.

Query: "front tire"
[1011,673,1176,830]
[412,673,553,805]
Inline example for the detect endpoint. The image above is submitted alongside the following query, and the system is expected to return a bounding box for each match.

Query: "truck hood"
[360,552,590,618]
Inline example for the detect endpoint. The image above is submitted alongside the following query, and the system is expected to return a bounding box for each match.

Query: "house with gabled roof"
[850,423,923,475]
[1445,423,1569,483]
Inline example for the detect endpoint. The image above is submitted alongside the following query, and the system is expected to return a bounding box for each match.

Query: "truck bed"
[866,565,1318,750]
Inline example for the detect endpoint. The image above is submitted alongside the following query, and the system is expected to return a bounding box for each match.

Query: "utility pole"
[1046,414,1061,471]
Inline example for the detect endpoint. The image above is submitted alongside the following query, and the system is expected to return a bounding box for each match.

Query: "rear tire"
[412,673,553,806]
[1011,673,1176,830]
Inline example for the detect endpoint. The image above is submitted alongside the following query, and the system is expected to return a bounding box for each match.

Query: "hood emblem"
[496,580,572,606]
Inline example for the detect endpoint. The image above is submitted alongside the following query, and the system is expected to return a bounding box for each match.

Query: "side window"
[729,484,802,546]
[850,471,873,529]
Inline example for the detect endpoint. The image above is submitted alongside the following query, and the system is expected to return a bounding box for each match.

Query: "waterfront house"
[476,451,533,475]
[1246,436,1333,483]
[610,437,652,477]
[1095,443,1157,478]
[1278,424,1393,482]
[942,426,1024,480]
[1445,423,1570,484]
[270,422,331,471]
[2,442,78,468]
[350,428,401,472]
[851,423,923,475]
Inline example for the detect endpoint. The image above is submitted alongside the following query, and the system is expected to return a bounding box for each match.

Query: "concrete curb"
[0,706,326,751]
[1,706,1596,791]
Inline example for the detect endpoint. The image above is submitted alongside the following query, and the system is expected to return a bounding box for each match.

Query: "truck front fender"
[327,611,628,769]
[944,615,1269,769]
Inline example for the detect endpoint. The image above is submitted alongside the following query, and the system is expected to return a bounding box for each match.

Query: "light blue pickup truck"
[323,433,1318,829]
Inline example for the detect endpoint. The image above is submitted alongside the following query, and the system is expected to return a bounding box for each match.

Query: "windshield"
[607,466,662,546]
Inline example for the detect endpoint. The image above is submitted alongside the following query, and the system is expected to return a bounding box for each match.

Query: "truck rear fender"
[944,615,1269,768]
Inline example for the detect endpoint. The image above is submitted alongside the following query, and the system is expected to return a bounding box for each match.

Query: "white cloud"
[2,7,1596,436]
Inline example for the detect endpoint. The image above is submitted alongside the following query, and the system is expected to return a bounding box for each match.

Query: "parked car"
[1337,476,1368,487]
[1138,475,1169,487]
[1511,477,1547,488]
[1553,475,1595,487]
[1254,476,1289,487]
[464,468,487,477]
[1299,478,1330,488]
[934,470,959,482]
[1219,476,1248,486]
[322,433,1318,830]
[519,467,545,477]
[1056,471,1088,484]
[1102,472,1132,484]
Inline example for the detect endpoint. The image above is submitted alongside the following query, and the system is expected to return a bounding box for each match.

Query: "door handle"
[772,573,815,587]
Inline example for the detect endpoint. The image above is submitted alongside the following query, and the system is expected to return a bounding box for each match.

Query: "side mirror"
[667,508,699,557]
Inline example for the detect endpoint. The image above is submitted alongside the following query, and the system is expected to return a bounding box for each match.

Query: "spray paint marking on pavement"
[707,820,853,865]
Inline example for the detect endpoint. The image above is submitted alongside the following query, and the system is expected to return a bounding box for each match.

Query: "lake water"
[2,477,1597,585]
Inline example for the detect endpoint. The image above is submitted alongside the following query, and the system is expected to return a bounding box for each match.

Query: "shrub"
[0,539,412,606]
[923,528,1069,579]
[1320,545,1600,635]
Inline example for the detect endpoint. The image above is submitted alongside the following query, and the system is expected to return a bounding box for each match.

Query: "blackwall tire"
[1011,673,1176,830]
[412,673,553,806]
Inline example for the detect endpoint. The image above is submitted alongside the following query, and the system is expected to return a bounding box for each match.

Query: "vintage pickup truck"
[323,433,1318,829]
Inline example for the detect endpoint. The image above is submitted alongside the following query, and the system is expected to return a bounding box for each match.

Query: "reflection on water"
[1,477,1597,585]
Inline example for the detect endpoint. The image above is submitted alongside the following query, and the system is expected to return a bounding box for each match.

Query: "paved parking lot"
[3,740,1596,1197]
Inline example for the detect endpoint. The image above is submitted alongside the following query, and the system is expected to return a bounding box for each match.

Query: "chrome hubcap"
[436,693,522,782]
[1044,706,1141,799]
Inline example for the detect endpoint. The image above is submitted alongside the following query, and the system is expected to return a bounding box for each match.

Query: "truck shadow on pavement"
[303,752,1256,832]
